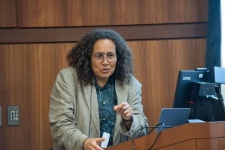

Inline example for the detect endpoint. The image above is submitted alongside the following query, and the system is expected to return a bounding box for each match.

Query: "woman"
[49,29,148,150]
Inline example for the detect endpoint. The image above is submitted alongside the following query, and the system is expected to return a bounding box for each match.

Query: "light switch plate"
[7,106,20,126]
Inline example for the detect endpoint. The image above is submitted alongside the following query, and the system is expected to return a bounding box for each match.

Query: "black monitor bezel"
[172,69,209,108]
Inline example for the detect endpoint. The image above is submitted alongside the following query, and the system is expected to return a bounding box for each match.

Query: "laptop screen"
[156,108,191,132]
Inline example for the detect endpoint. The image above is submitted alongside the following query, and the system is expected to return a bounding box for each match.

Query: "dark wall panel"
[0,0,17,27]
[0,23,207,44]
[17,0,208,27]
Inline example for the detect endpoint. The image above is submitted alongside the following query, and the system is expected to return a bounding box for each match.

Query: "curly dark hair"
[67,28,134,85]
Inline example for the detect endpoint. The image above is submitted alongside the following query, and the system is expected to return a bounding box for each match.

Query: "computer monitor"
[172,68,225,122]
[214,66,225,84]
[172,68,209,108]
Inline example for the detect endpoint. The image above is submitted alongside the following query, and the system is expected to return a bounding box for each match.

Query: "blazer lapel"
[81,82,100,136]
[113,81,127,143]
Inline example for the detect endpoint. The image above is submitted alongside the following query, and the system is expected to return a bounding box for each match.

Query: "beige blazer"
[49,67,148,150]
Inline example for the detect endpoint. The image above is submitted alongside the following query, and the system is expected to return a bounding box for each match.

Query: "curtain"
[220,1,225,96]
[206,0,225,102]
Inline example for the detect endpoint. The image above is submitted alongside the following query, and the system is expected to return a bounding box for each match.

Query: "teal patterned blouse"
[95,78,118,146]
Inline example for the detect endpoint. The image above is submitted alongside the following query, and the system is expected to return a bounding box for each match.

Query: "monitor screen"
[214,66,225,84]
[172,69,209,108]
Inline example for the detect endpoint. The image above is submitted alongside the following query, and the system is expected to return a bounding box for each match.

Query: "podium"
[106,122,225,150]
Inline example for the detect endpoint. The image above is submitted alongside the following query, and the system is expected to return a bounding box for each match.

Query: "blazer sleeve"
[49,69,88,150]
[119,76,149,139]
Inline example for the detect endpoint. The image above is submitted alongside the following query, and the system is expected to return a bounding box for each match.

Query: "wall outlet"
[7,106,20,126]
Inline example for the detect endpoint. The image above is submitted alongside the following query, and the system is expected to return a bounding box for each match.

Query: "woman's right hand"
[83,138,105,150]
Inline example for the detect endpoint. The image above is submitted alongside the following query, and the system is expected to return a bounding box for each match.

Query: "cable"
[147,124,164,150]
[131,123,172,150]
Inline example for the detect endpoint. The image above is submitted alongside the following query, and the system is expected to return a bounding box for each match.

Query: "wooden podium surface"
[106,122,225,150]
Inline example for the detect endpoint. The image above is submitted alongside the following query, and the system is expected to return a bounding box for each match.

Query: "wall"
[0,0,208,150]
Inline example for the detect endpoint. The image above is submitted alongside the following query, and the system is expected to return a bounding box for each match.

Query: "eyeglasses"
[92,53,117,62]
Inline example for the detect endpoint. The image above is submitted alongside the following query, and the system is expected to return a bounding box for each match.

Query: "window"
[221,0,225,97]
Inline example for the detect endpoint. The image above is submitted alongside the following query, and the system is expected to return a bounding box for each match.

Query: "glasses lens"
[93,53,116,62]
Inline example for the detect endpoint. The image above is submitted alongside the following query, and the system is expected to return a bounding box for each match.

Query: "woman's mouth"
[101,68,109,73]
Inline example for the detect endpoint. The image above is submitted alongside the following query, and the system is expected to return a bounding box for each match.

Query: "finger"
[117,103,124,110]
[122,105,130,112]
[95,138,105,143]
[95,138,106,150]
[93,145,104,150]
[113,105,118,111]
[122,107,133,119]
[84,138,101,150]
[123,107,131,114]
[115,102,127,110]
[113,104,122,111]
[98,147,105,150]
[123,109,132,116]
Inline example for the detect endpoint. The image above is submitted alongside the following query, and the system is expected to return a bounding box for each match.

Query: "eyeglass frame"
[92,52,117,62]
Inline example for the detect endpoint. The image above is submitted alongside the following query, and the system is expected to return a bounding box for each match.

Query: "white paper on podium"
[188,119,205,123]
[101,132,110,148]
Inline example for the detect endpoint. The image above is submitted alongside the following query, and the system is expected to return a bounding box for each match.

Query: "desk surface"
[106,121,225,150]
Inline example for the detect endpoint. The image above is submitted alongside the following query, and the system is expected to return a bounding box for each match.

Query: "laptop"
[156,108,191,132]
